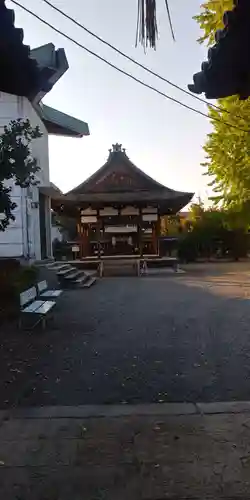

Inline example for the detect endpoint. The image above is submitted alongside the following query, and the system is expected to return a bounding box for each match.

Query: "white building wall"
[0,92,52,260]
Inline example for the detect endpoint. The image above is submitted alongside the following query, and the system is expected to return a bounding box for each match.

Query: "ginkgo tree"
[195,0,250,217]
[194,0,233,45]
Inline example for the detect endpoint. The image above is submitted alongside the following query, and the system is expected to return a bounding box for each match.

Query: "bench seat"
[23,300,55,315]
[40,289,62,298]
[37,281,62,299]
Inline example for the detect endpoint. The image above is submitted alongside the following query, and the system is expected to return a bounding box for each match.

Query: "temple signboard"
[99,207,118,217]
[121,206,139,216]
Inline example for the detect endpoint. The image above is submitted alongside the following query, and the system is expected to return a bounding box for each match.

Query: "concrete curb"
[9,401,250,419]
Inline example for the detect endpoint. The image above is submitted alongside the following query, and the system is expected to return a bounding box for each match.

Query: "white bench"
[19,286,56,329]
[37,280,62,299]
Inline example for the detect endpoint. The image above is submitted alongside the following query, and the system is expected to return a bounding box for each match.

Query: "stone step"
[64,270,85,281]
[75,270,97,283]
[46,262,57,269]
[47,263,67,271]
[82,277,97,288]
[74,274,89,285]
[57,266,75,277]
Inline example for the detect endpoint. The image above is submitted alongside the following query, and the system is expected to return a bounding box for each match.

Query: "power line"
[40,0,241,120]
[10,0,249,133]
[165,0,175,41]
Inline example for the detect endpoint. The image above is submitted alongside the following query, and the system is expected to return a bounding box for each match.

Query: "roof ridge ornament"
[112,143,123,153]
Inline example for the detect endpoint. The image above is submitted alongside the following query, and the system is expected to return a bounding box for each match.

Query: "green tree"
[0,119,42,231]
[194,0,233,45]
[178,205,249,262]
[195,1,250,215]
[203,97,250,211]
[189,199,205,222]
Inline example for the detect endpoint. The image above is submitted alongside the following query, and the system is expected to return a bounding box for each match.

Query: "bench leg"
[42,317,46,330]
[18,316,22,330]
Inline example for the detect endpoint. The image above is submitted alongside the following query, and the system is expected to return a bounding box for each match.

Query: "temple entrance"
[101,222,138,256]
[87,223,154,257]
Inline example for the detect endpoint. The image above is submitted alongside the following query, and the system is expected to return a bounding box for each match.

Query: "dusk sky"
[9,0,211,201]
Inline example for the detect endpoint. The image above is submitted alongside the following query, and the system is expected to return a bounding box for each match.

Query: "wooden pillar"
[157,218,160,255]
[151,216,160,255]
[152,223,157,255]
[79,225,89,258]
[77,221,82,259]
[138,210,143,257]
[96,217,102,259]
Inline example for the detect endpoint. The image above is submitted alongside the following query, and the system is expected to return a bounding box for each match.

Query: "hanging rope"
[136,0,175,49]
[136,0,158,49]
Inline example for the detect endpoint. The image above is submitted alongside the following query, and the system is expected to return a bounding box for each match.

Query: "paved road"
[2,407,250,499]
[2,263,250,407]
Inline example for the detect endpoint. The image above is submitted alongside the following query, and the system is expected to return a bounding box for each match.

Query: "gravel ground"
[2,262,250,408]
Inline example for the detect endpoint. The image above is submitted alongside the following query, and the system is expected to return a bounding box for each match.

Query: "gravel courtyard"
[2,262,250,408]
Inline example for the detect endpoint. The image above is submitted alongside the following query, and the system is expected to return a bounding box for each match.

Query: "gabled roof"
[62,144,194,214]
[69,143,173,195]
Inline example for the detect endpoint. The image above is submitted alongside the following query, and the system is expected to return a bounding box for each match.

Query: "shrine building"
[51,144,194,259]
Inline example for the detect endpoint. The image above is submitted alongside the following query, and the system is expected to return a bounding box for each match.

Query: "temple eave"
[63,190,193,206]
[50,190,193,216]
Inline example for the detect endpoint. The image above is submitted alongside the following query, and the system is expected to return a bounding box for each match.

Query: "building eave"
[39,104,90,138]
[49,189,194,216]
[62,190,193,205]
[30,44,69,103]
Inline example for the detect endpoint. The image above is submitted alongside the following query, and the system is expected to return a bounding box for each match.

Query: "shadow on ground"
[1,262,250,408]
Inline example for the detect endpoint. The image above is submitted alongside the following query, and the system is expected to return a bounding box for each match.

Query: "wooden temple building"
[51,144,193,259]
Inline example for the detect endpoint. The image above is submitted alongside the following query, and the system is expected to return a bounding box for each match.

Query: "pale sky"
[8,0,211,201]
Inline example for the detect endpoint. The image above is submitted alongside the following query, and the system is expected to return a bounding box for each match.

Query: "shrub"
[0,262,39,321]
[178,233,198,262]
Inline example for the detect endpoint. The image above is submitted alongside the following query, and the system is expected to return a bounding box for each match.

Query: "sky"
[8,0,212,201]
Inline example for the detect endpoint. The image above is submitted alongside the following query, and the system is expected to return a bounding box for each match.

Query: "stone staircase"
[100,259,140,277]
[46,262,97,288]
